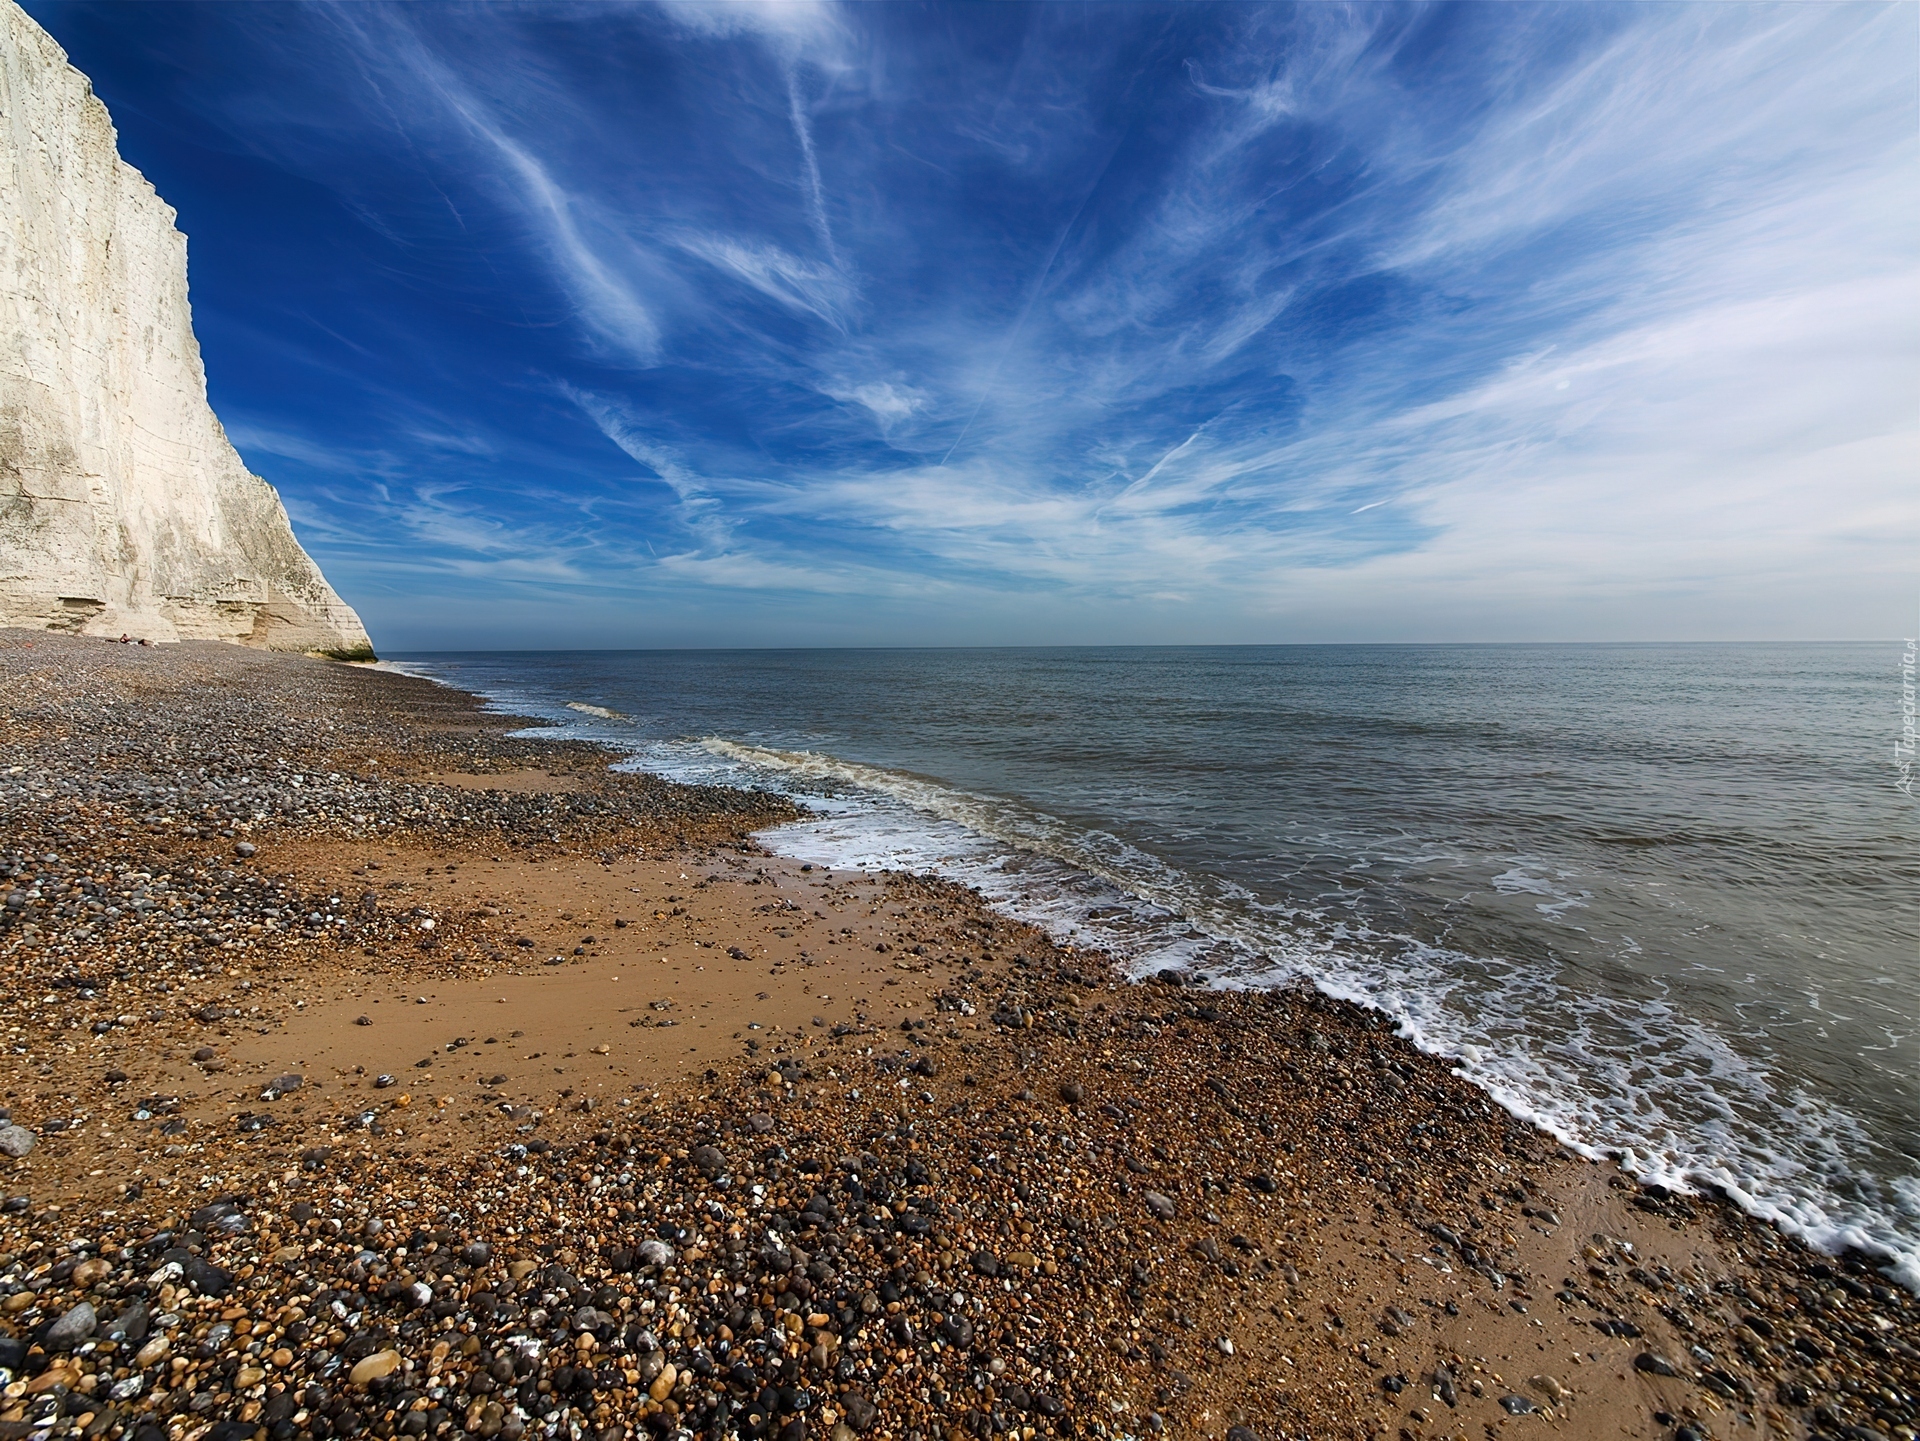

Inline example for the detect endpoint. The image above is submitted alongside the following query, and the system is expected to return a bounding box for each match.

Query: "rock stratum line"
[0,2,371,657]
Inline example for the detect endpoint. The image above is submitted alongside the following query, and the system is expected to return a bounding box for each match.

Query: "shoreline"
[1,631,1914,1441]
[384,653,1916,1293]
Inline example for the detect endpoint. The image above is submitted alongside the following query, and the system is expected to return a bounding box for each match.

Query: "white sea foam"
[370,659,452,684]
[565,701,630,721]
[676,736,1920,1291]
[383,664,1920,1291]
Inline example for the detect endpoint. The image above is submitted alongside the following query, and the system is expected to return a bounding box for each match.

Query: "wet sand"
[0,631,1914,1441]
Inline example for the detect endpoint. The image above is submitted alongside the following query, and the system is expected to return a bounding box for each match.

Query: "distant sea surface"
[391,643,1917,1284]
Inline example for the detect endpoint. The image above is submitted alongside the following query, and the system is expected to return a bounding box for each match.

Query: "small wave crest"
[697,738,1278,962]
[371,659,453,685]
[360,668,1920,1292]
[566,701,630,721]
[694,735,1920,1291]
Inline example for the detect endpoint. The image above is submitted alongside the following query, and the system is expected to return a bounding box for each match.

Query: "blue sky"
[29,1,1917,648]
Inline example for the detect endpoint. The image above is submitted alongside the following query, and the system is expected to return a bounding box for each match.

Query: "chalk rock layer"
[0,2,372,655]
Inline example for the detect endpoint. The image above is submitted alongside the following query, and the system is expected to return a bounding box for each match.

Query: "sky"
[27,1,1918,650]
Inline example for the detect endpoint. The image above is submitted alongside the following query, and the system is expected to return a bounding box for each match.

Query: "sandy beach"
[1,632,1913,1441]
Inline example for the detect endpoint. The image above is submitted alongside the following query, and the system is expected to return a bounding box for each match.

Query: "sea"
[387,643,1918,1287]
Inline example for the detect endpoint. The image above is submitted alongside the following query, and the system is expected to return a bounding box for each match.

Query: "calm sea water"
[392,644,1918,1284]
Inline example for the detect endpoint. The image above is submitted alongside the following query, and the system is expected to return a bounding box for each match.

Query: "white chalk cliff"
[0,2,372,655]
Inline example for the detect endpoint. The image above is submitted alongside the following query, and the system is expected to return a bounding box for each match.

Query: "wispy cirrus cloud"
[672,233,854,330]
[41,0,1916,646]
[313,6,670,367]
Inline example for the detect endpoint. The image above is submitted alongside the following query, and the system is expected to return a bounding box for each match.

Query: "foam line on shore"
[686,739,1920,1290]
[389,663,1920,1290]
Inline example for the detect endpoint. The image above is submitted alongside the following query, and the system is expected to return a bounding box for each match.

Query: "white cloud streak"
[207,2,1920,640]
[320,7,666,367]
[451,107,663,365]
[673,232,853,329]
[786,65,840,270]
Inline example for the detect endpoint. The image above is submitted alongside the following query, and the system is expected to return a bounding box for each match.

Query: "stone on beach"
[0,632,1910,1441]
[348,1348,402,1384]
[44,1301,95,1348]
[1634,1351,1682,1377]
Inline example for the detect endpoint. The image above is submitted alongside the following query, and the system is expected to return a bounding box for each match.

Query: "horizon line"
[379,636,1902,655]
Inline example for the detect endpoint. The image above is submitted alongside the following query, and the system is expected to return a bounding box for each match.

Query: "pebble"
[43,1301,95,1348]
[0,1125,35,1158]
[348,1348,402,1384]
[102,1299,146,1341]
[0,635,1913,1441]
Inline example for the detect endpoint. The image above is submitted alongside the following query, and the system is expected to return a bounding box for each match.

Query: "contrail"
[787,65,840,271]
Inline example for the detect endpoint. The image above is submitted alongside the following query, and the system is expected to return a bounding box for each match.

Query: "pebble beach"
[1,632,1914,1441]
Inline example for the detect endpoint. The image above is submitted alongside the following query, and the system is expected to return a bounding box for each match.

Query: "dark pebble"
[44,1301,96,1349]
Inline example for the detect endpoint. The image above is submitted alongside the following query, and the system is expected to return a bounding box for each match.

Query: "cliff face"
[0,2,372,656]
